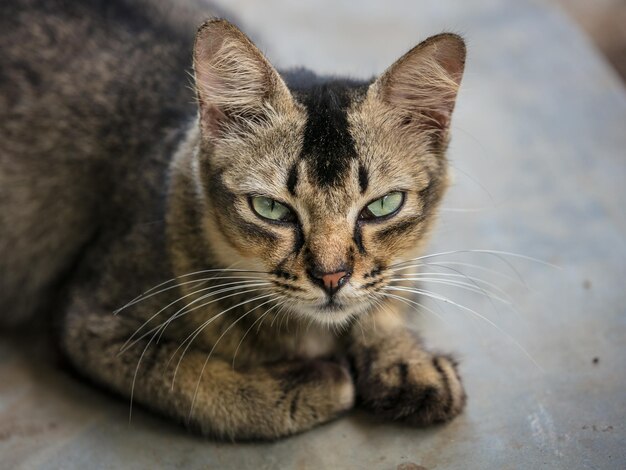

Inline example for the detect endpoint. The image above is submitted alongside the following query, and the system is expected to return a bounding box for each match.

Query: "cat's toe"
[358,354,466,426]
[270,359,356,424]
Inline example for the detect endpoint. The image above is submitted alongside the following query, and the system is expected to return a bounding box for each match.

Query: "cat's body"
[1,0,467,439]
[0,0,199,324]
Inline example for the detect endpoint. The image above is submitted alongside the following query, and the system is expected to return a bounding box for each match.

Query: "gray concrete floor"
[1,0,625,468]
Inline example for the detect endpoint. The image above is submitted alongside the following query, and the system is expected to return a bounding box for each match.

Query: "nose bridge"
[306,218,351,272]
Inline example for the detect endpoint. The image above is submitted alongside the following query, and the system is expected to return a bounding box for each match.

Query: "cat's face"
[192,20,465,325]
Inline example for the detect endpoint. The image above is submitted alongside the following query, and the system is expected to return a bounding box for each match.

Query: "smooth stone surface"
[2,0,624,469]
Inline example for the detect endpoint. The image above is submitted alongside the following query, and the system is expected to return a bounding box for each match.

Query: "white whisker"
[188,295,282,419]
[390,276,512,306]
[383,286,543,371]
[114,267,267,315]
[392,261,522,317]
[119,282,271,353]
[231,297,288,368]
[389,249,559,282]
[114,275,266,315]
[154,281,271,342]
[170,292,276,388]
[377,292,448,325]
[126,285,273,422]
[424,260,530,288]
[392,270,513,298]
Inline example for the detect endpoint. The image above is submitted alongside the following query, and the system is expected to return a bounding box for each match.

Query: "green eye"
[250,196,294,222]
[360,191,404,220]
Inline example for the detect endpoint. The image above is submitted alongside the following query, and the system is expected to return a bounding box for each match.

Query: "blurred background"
[1,0,625,469]
[549,0,626,80]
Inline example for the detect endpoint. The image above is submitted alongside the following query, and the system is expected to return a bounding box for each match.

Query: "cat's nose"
[309,269,351,296]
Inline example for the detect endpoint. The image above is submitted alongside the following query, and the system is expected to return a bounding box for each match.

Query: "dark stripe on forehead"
[286,163,298,196]
[281,71,369,188]
[299,83,356,186]
[358,163,369,193]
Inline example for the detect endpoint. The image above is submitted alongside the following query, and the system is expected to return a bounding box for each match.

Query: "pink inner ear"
[193,22,230,100]
[431,40,466,84]
[199,103,227,138]
[381,35,465,136]
[192,20,284,140]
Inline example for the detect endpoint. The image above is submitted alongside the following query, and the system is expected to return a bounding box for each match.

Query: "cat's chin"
[293,298,373,327]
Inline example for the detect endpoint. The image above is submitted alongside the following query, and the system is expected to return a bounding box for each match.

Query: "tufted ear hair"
[372,33,466,146]
[193,19,293,140]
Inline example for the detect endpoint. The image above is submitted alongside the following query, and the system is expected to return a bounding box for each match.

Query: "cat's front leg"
[349,310,466,425]
[61,308,354,440]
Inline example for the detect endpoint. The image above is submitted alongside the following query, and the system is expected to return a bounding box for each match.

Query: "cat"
[0,0,466,440]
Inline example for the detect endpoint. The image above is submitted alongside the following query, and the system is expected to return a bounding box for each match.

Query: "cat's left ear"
[370,33,466,145]
[193,19,294,140]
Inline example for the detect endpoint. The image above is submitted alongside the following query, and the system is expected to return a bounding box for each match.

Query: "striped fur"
[1,7,466,440]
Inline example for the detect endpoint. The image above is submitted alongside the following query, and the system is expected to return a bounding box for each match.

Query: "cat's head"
[190,19,465,326]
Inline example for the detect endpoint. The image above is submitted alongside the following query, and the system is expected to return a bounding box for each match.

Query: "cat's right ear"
[369,33,466,147]
[193,19,293,140]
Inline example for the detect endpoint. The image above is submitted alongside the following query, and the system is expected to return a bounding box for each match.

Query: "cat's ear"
[193,19,293,140]
[371,33,466,145]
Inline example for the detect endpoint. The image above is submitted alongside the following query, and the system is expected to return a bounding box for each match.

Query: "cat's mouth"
[295,294,375,325]
[318,298,345,312]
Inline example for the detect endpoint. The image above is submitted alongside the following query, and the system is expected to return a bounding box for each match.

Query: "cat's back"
[0,0,205,324]
[1,0,197,119]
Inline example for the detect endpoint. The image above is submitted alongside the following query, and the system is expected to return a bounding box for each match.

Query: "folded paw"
[355,351,465,425]
[268,359,355,431]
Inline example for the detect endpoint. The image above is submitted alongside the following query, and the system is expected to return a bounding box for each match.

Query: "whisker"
[383,286,543,370]
[447,160,495,202]
[393,261,524,317]
[122,279,269,341]
[302,308,316,336]
[258,300,287,333]
[120,284,271,354]
[388,249,559,283]
[392,271,513,299]
[465,249,561,269]
[215,295,283,366]
[424,260,530,289]
[157,283,272,342]
[231,297,288,368]
[388,281,512,325]
[278,305,291,333]
[390,276,512,306]
[114,268,268,315]
[390,253,525,286]
[379,294,414,327]
[170,292,276,388]
[377,292,449,325]
[188,295,283,420]
[389,262,511,319]
[126,285,274,421]
[128,322,161,424]
[271,306,287,328]
[114,275,266,315]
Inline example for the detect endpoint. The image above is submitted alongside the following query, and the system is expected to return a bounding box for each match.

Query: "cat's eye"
[250,196,295,223]
[359,191,405,221]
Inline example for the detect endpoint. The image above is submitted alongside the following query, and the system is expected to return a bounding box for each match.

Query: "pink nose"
[320,270,349,295]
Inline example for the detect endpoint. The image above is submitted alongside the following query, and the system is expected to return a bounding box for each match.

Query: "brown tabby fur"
[1,1,466,440]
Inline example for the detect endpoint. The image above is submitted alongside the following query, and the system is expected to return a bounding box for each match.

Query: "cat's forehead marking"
[290,80,368,188]
[358,163,369,194]
[286,162,299,196]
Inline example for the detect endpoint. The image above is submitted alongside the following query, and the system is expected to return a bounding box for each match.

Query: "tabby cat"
[0,0,466,439]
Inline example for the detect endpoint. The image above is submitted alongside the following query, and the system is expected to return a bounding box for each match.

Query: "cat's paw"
[269,359,355,429]
[355,352,466,425]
